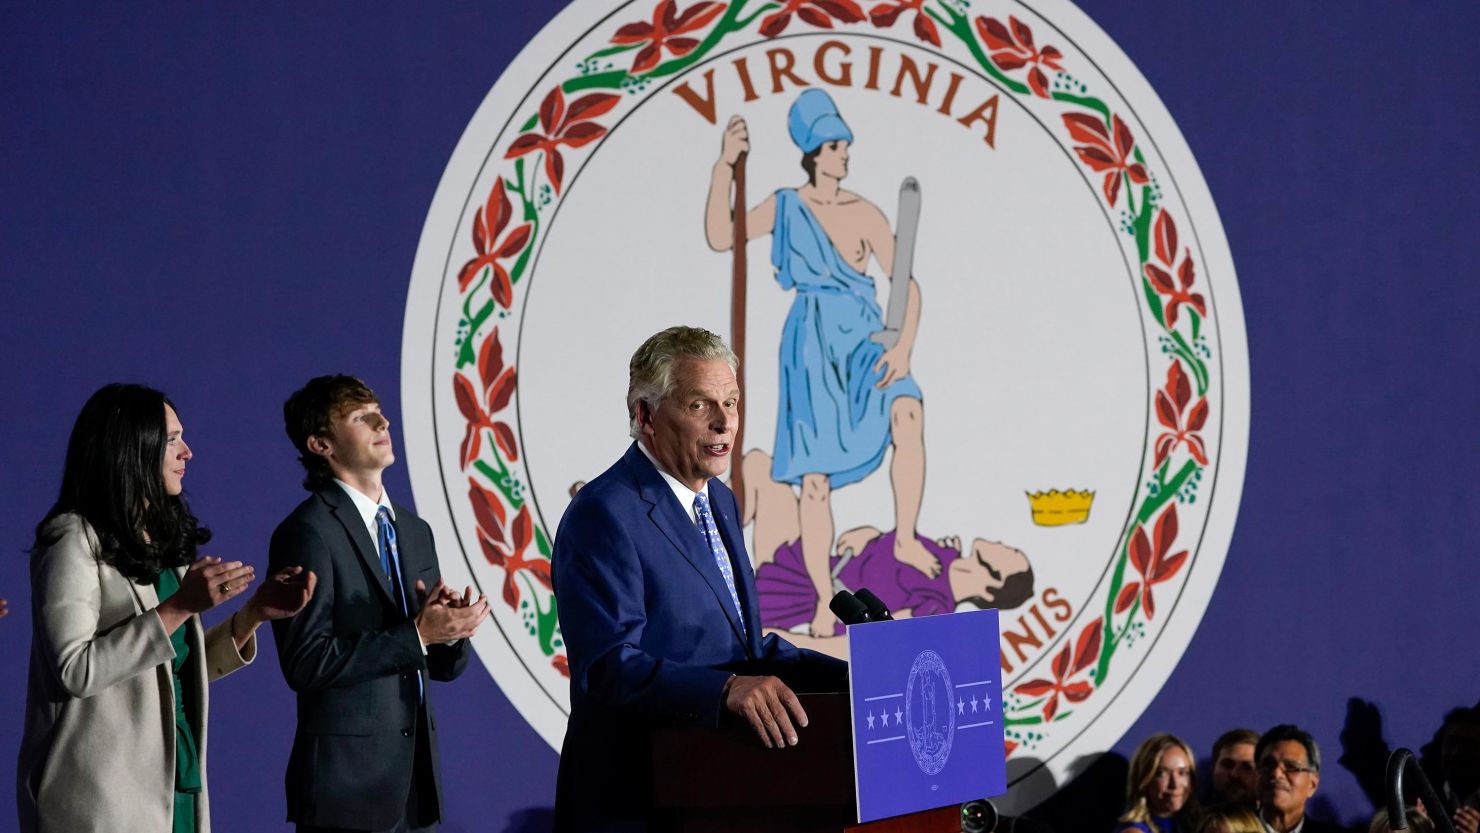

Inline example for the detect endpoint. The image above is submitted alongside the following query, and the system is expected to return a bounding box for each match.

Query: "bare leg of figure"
[738,450,799,568]
[890,397,940,577]
[800,472,838,636]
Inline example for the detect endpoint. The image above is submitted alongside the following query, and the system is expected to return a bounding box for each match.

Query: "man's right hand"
[725,675,808,749]
[414,579,489,643]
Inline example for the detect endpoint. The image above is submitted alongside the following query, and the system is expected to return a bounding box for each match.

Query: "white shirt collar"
[335,478,395,537]
[636,441,705,524]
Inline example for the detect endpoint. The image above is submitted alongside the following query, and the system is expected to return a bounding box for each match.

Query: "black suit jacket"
[268,485,469,830]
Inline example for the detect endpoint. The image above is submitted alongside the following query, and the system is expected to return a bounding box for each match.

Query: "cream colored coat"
[16,514,256,833]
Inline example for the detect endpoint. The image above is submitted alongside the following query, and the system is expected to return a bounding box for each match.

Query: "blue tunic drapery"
[769,188,922,488]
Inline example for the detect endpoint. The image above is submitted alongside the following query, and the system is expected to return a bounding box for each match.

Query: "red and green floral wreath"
[446,0,1216,755]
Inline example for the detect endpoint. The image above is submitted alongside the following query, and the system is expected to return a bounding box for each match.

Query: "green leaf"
[1142,276,1166,328]
[535,589,561,656]
[585,43,641,60]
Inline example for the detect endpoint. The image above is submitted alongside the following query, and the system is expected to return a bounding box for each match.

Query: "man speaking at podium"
[552,326,848,832]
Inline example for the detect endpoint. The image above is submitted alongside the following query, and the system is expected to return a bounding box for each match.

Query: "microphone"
[829,590,872,625]
[854,588,894,621]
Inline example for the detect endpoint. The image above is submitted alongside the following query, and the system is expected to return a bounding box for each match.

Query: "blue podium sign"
[847,609,1007,823]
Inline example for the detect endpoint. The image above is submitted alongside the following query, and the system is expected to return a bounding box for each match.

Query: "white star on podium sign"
[957,697,965,715]
[867,711,875,729]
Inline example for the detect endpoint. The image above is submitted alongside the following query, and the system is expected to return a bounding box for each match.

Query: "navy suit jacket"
[268,485,469,830]
[551,444,847,831]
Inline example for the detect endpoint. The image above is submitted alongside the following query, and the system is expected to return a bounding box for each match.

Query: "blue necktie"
[376,506,424,701]
[375,507,409,613]
[693,492,746,636]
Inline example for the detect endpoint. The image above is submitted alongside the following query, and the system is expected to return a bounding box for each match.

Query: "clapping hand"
[246,566,316,622]
[156,556,254,636]
[230,565,316,648]
[1455,805,1479,833]
[414,579,490,644]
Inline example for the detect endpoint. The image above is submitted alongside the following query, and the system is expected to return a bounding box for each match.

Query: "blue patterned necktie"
[376,506,424,701]
[693,492,746,636]
[375,506,409,613]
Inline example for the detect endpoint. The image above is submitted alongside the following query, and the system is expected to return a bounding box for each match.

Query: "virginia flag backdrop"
[2,3,1477,832]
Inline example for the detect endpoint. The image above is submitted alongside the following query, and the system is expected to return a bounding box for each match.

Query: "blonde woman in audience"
[1369,806,1435,833]
[1196,804,1263,833]
[1115,733,1202,833]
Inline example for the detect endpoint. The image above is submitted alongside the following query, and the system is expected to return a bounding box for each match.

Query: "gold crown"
[1026,489,1095,526]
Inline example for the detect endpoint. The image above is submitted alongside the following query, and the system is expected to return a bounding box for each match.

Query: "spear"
[730,150,748,517]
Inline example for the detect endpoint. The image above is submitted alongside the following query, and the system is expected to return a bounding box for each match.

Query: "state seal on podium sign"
[906,649,956,776]
[402,0,1249,808]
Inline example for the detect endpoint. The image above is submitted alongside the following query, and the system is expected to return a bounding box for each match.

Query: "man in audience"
[1210,728,1260,806]
[1255,724,1344,833]
[1436,707,1480,833]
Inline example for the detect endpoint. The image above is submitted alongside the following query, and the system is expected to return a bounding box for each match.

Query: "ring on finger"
[218,581,230,595]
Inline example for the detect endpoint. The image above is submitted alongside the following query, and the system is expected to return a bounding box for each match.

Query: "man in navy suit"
[270,375,490,832]
[552,326,848,832]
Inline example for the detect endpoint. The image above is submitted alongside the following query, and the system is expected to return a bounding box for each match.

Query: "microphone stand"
[1386,748,1457,833]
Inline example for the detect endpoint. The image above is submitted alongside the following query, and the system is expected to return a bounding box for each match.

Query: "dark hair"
[35,383,210,584]
[283,374,378,490]
[1256,724,1321,772]
[1212,728,1260,761]
[966,564,1035,611]
[800,146,822,185]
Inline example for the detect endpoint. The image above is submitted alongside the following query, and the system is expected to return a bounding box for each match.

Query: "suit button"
[401,728,411,737]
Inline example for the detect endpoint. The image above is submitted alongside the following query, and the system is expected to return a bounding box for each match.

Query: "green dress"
[155,569,202,833]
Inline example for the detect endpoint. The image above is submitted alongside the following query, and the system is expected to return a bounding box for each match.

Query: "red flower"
[552,655,570,678]
[468,477,508,548]
[453,327,519,469]
[1144,208,1207,329]
[976,16,1063,98]
[868,1,940,46]
[1152,360,1208,467]
[505,86,621,195]
[1013,618,1101,721]
[456,177,532,301]
[758,0,864,37]
[478,505,553,610]
[1115,505,1189,620]
[1005,739,1019,758]
[1061,112,1149,206]
[611,1,727,74]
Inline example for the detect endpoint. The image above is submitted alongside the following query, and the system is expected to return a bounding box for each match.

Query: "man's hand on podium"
[724,675,809,749]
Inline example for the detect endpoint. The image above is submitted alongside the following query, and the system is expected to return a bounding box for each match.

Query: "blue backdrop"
[3,3,1476,830]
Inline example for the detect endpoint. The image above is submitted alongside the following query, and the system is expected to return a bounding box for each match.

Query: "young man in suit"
[551,326,848,832]
[270,375,489,833]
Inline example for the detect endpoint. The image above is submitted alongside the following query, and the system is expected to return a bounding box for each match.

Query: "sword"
[871,176,921,349]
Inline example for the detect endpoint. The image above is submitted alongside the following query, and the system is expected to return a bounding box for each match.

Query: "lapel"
[125,571,159,615]
[317,486,399,609]
[624,444,750,650]
[390,501,425,614]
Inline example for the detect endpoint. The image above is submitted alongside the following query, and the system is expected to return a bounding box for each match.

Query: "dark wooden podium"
[651,692,962,833]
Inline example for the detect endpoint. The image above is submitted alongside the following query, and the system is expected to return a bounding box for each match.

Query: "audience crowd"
[1106,706,1480,833]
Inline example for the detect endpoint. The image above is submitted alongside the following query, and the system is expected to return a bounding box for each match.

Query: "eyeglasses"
[1257,758,1316,776]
